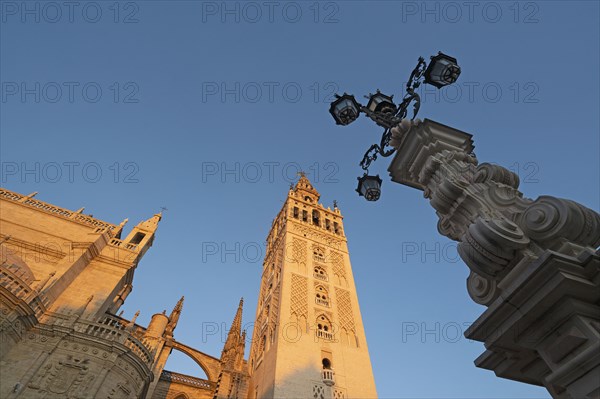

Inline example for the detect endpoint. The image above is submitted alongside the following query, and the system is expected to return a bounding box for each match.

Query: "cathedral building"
[0,176,377,398]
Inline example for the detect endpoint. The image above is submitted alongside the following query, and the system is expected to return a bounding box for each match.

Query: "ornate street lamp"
[329,94,361,126]
[423,52,461,88]
[328,51,600,399]
[356,174,382,201]
[329,51,461,201]
[366,91,397,114]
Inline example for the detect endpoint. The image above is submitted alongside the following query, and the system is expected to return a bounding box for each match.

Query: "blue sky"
[1,1,598,397]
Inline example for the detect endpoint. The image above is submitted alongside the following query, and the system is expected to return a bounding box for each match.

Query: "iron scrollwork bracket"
[359,57,427,172]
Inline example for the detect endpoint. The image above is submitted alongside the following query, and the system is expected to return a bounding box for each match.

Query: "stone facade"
[0,188,247,399]
[387,119,600,398]
[246,175,378,399]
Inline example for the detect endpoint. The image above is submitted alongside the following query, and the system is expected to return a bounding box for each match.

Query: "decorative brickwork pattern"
[334,388,346,399]
[291,238,307,266]
[290,274,308,320]
[313,384,325,399]
[330,251,347,286]
[335,288,355,333]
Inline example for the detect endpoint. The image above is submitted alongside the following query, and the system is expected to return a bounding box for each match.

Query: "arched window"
[293,207,299,219]
[129,232,146,245]
[313,266,328,281]
[315,286,329,307]
[333,222,340,235]
[321,358,335,385]
[317,316,329,331]
[316,315,334,340]
[313,247,325,262]
[312,210,320,226]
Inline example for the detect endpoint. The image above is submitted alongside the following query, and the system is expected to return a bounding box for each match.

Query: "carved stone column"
[387,118,600,398]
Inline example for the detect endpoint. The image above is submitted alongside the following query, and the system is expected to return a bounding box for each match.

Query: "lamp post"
[328,54,600,398]
[329,52,461,201]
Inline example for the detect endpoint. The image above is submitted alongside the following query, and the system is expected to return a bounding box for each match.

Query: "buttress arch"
[170,340,221,382]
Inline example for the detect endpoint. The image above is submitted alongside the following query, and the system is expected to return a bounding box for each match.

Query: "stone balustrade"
[315,297,329,307]
[160,370,214,390]
[316,330,334,341]
[322,369,335,386]
[0,188,116,232]
[109,238,138,251]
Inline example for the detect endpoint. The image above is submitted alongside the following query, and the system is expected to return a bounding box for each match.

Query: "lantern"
[356,174,383,201]
[329,94,362,126]
[366,91,397,114]
[424,52,461,89]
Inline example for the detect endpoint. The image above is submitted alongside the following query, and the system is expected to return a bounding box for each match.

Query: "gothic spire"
[170,296,184,322]
[127,310,140,330]
[223,298,244,352]
[231,297,244,336]
[36,270,56,292]
[165,296,184,336]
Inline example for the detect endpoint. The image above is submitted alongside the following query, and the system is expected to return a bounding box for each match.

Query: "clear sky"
[1,1,599,397]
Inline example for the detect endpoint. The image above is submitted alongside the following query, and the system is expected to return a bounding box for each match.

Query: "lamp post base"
[387,119,600,398]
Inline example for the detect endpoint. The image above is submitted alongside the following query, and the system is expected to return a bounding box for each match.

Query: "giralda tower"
[247,174,377,399]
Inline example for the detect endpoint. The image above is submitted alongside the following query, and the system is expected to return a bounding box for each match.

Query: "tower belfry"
[247,176,377,399]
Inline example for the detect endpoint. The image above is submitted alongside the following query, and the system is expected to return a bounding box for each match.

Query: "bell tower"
[247,174,377,399]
